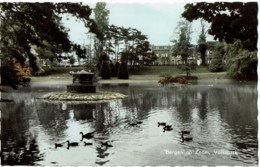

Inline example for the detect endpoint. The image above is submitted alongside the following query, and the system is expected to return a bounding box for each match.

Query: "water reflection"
[1,82,257,166]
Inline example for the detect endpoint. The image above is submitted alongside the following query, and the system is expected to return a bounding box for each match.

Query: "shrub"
[110,61,117,77]
[100,61,111,79]
[209,51,224,72]
[118,62,129,79]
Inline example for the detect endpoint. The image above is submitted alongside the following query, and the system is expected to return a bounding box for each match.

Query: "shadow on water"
[0,82,257,165]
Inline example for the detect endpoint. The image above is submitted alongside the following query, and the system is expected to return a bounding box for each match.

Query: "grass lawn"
[130,66,211,76]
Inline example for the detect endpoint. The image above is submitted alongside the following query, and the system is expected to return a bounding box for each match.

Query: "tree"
[118,52,129,79]
[171,19,192,65]
[209,42,225,72]
[225,40,257,80]
[182,2,258,51]
[100,60,111,79]
[0,2,101,88]
[93,2,109,58]
[69,56,76,66]
[172,19,195,76]
[197,19,208,66]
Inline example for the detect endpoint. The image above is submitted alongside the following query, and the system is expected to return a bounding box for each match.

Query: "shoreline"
[29,72,232,84]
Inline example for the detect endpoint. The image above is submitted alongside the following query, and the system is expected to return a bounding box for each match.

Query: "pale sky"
[63,2,214,46]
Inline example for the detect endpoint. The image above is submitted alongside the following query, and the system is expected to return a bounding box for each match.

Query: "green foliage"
[118,62,129,79]
[182,2,257,51]
[178,64,196,77]
[114,62,120,76]
[0,65,20,89]
[110,61,117,77]
[209,42,225,72]
[100,61,111,79]
[197,19,208,66]
[225,40,257,80]
[69,56,76,65]
[0,2,102,88]
[172,19,192,64]
[209,51,224,72]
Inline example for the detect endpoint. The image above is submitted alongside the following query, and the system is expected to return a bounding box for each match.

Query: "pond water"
[1,81,258,166]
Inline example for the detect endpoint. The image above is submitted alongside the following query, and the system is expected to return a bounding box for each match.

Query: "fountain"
[67,70,96,93]
[39,70,127,103]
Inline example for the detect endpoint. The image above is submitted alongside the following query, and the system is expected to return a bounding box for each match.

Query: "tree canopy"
[182,2,258,51]
[0,2,102,88]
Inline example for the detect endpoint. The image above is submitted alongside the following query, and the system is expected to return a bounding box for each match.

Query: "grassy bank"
[30,65,228,83]
[131,66,211,76]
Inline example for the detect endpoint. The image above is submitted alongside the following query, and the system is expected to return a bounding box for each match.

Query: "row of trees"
[0,2,157,88]
[172,2,257,80]
[93,2,156,79]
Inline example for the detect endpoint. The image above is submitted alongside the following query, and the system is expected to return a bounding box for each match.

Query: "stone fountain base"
[67,84,96,93]
[39,91,127,102]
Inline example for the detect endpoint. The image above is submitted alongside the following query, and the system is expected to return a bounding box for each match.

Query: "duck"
[67,140,79,147]
[180,130,190,135]
[84,142,93,146]
[163,126,173,132]
[181,136,193,142]
[95,160,109,166]
[164,125,172,129]
[100,141,113,147]
[158,122,166,127]
[54,143,63,149]
[128,122,139,127]
[80,131,95,140]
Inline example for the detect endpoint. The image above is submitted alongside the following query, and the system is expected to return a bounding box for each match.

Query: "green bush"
[225,40,257,80]
[110,61,117,77]
[227,50,257,80]
[100,61,111,79]
[115,62,120,76]
[209,51,224,72]
[118,62,129,79]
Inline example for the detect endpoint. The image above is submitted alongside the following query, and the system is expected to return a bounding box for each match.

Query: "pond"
[1,81,258,166]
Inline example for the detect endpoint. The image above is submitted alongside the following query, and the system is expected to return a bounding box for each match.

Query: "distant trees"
[182,2,257,51]
[182,2,257,80]
[92,3,155,79]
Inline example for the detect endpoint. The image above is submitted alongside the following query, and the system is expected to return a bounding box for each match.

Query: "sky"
[63,1,214,46]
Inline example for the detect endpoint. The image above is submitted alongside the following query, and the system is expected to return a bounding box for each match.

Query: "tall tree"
[197,19,208,66]
[171,19,192,64]
[93,2,109,59]
[182,2,258,51]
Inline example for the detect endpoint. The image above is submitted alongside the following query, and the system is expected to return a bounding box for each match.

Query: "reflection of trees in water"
[1,102,43,165]
[35,102,69,138]
[69,103,95,121]
[93,101,122,134]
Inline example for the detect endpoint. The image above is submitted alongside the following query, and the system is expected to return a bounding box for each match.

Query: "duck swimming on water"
[84,142,93,146]
[158,122,166,127]
[80,131,95,140]
[163,126,173,132]
[55,143,63,149]
[181,136,193,143]
[67,140,79,147]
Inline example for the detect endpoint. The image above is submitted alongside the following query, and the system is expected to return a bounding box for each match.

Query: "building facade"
[151,41,218,66]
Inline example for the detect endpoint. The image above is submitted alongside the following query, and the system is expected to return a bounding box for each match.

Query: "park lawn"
[130,66,211,76]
